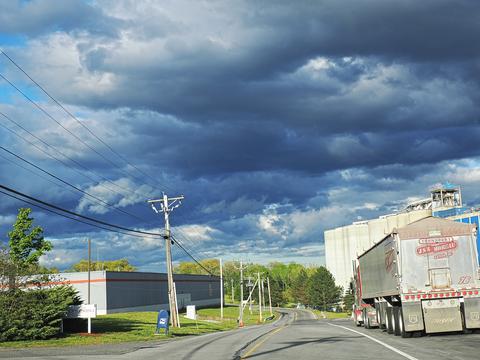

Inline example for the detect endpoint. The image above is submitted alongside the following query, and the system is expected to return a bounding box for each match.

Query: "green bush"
[0,286,81,341]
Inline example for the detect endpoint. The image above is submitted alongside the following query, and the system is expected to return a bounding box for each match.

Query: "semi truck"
[353,216,480,337]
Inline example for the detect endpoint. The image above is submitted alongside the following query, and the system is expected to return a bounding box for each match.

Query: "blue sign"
[156,309,169,335]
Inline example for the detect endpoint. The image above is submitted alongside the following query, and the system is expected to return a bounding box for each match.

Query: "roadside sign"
[65,304,97,334]
[186,305,196,320]
[156,309,169,335]
[66,304,97,319]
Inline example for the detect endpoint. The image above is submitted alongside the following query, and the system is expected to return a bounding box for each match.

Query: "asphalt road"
[3,309,480,359]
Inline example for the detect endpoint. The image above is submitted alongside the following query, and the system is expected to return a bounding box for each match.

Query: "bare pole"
[148,194,184,328]
[262,279,266,310]
[173,282,180,328]
[231,279,234,304]
[267,277,273,316]
[87,238,91,304]
[258,272,263,322]
[220,258,224,320]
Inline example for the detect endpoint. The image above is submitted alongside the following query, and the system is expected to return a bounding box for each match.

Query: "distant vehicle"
[353,217,480,337]
[296,303,306,309]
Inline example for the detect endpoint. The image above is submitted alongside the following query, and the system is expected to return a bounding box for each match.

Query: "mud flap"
[402,301,424,332]
[464,297,480,329]
[422,298,462,333]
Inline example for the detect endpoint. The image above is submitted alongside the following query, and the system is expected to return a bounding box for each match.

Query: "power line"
[0,184,166,238]
[0,189,158,240]
[171,233,215,276]
[0,49,176,194]
[0,145,144,221]
[0,72,165,194]
[0,111,148,198]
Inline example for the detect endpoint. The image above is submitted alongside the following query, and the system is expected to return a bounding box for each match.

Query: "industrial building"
[49,271,220,315]
[325,183,480,293]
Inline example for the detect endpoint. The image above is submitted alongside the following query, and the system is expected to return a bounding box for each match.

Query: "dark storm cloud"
[0,0,123,37]
[2,1,480,270]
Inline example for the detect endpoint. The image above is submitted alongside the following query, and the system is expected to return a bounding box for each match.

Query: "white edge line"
[327,323,419,360]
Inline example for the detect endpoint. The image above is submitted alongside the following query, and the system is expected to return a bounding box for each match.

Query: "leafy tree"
[6,208,51,288]
[306,266,342,311]
[174,259,219,275]
[8,208,50,266]
[71,258,137,272]
[0,209,82,341]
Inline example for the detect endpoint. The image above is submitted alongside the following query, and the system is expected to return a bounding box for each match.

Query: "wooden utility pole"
[239,261,245,326]
[258,272,263,322]
[148,194,184,328]
[220,258,224,319]
[267,277,273,316]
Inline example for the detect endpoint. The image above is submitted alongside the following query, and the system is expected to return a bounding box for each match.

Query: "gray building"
[52,271,220,314]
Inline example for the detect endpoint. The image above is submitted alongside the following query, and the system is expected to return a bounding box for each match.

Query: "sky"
[1,0,480,272]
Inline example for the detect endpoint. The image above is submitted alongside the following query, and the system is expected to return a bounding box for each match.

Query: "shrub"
[0,286,81,341]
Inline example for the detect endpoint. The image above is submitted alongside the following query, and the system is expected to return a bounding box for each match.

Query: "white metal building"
[49,271,220,315]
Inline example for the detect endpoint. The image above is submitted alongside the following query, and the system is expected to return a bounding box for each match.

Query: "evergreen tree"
[291,268,309,305]
[306,266,342,311]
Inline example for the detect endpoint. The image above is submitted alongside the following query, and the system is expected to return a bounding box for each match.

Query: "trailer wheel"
[379,307,386,330]
[386,307,393,334]
[399,308,412,338]
[392,307,400,336]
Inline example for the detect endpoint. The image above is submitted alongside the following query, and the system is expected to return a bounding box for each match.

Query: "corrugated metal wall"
[56,271,220,314]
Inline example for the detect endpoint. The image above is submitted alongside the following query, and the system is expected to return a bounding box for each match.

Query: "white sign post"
[66,304,97,334]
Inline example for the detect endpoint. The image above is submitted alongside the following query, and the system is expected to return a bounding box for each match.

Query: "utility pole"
[231,279,234,304]
[258,272,263,322]
[148,193,184,328]
[234,261,247,327]
[220,258,224,320]
[239,261,244,326]
[267,277,273,316]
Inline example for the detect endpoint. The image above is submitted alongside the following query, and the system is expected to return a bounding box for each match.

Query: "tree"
[0,208,82,341]
[70,258,137,272]
[306,266,342,311]
[6,208,51,288]
[8,208,51,268]
[291,268,309,305]
[267,276,285,307]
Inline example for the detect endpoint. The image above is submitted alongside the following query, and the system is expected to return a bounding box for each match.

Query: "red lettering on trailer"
[416,239,457,256]
[385,248,395,272]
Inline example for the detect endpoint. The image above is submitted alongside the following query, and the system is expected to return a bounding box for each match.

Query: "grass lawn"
[0,306,274,348]
[311,309,350,319]
[197,305,275,326]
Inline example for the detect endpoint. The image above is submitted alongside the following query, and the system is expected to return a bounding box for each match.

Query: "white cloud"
[76,177,154,214]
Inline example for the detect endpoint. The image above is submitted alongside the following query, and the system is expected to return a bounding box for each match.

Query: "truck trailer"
[353,217,480,337]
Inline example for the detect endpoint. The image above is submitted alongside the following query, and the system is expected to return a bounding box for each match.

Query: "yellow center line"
[241,326,287,359]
